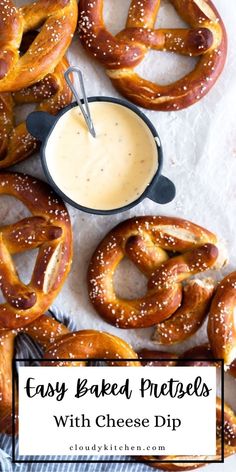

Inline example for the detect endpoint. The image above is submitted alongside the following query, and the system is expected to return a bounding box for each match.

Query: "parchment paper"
[1,1,236,470]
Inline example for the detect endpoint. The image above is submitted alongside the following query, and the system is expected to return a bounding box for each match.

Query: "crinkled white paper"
[1,2,236,469]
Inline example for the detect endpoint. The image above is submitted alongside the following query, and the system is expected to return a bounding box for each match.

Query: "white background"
[18,366,216,457]
[1,1,236,470]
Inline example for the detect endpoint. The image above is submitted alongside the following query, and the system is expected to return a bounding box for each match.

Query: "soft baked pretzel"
[0,172,72,330]
[208,271,236,367]
[0,0,78,92]
[43,329,140,366]
[152,278,214,344]
[0,55,72,168]
[88,216,220,329]
[78,0,227,111]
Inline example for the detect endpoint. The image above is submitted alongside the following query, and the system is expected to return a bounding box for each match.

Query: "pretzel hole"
[134,0,198,85]
[15,103,36,126]
[104,0,131,35]
[43,243,63,293]
[0,248,39,305]
[13,249,39,284]
[113,257,147,300]
[0,195,31,225]
[156,0,187,29]
[0,287,5,304]
[135,50,197,86]
[0,196,39,302]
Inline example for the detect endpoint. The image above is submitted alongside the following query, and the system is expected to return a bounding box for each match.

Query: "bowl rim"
[40,96,164,215]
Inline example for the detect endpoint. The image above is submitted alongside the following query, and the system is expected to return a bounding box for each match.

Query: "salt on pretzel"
[152,278,214,344]
[0,0,78,92]
[0,314,70,434]
[78,0,227,111]
[88,216,220,329]
[0,172,72,330]
[0,54,72,168]
[208,271,236,367]
[43,330,140,367]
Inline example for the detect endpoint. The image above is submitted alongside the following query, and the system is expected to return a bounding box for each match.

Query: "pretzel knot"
[87,216,222,329]
[208,271,236,367]
[0,173,73,330]
[0,54,72,168]
[78,0,227,111]
[0,316,139,434]
[0,0,78,92]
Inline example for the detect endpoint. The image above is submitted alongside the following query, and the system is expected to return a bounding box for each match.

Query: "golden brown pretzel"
[78,0,227,111]
[0,172,72,330]
[88,216,220,329]
[153,279,214,344]
[43,330,140,366]
[208,271,236,367]
[0,314,70,434]
[0,55,72,168]
[0,0,78,92]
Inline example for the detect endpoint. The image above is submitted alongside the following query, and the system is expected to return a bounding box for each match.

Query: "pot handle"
[26,111,57,141]
[148,175,176,204]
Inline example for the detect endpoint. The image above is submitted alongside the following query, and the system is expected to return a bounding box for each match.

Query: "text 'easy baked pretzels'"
[78,0,227,111]
[0,173,73,330]
[0,0,78,92]
[88,216,222,329]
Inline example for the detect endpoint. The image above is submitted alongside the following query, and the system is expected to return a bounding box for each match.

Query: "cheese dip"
[45,101,158,210]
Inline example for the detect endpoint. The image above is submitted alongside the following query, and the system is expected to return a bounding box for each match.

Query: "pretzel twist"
[0,55,72,168]
[208,271,236,367]
[152,278,214,344]
[0,172,72,329]
[0,0,78,92]
[88,216,220,329]
[78,0,227,111]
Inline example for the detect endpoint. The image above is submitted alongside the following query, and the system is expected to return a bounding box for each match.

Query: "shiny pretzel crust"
[88,216,219,329]
[0,173,72,329]
[0,0,78,92]
[153,279,215,344]
[78,0,227,111]
[208,271,236,366]
[43,330,140,367]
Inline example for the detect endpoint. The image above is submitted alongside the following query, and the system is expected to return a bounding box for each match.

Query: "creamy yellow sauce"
[46,102,158,210]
